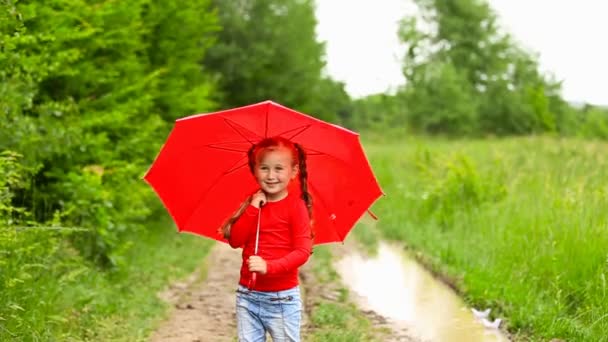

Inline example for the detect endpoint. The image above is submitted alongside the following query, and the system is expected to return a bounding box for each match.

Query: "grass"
[87,223,214,341]
[364,135,608,341]
[0,218,213,341]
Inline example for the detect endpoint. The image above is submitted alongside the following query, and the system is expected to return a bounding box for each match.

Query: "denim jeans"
[235,285,302,342]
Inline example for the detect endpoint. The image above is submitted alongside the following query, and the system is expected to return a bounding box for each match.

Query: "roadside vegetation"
[367,136,608,341]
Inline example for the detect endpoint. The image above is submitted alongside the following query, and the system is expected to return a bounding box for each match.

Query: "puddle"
[335,242,510,342]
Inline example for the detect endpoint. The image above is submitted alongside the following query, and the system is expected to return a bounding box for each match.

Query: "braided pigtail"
[247,143,257,173]
[219,144,257,239]
[294,143,314,238]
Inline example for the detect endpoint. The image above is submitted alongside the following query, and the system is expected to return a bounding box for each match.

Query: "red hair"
[220,137,313,239]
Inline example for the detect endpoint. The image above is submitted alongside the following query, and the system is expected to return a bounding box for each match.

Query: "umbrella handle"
[249,272,257,289]
[248,204,262,290]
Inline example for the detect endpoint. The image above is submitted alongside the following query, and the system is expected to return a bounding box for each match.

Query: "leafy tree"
[402,61,479,135]
[399,0,561,135]
[351,93,407,132]
[310,77,352,124]
[577,105,608,139]
[204,0,341,121]
[1,0,218,266]
[143,0,220,120]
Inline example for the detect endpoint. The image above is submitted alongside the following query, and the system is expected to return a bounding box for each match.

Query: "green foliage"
[1,0,219,339]
[311,77,353,126]
[0,151,66,339]
[397,0,563,136]
[350,93,407,132]
[402,61,479,135]
[577,106,608,139]
[1,0,218,266]
[53,163,152,268]
[368,136,608,341]
[143,0,220,120]
[0,151,30,221]
[309,301,375,341]
[414,150,507,225]
[0,218,213,341]
[204,0,349,122]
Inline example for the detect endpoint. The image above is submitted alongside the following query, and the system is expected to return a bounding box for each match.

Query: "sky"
[315,0,608,105]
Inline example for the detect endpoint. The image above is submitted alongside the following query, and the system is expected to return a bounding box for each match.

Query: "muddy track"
[149,242,417,341]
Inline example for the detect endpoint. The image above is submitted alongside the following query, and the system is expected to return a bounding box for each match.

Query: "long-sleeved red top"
[228,192,312,291]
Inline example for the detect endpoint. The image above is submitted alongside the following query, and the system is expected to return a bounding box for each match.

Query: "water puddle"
[335,242,510,342]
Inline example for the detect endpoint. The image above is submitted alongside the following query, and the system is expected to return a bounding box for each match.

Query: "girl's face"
[254,147,298,201]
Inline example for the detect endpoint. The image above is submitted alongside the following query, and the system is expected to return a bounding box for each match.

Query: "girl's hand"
[247,255,267,274]
[251,190,267,208]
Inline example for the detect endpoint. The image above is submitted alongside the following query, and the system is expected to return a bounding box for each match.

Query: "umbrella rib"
[276,124,312,141]
[304,148,350,166]
[183,158,250,229]
[223,160,249,175]
[273,125,351,165]
[205,145,251,153]
[206,140,253,145]
[224,118,262,144]
[265,110,269,138]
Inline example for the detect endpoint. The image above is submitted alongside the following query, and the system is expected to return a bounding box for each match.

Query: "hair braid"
[247,144,256,173]
[294,143,313,221]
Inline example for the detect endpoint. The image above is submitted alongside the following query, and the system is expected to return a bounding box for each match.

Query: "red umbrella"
[143,100,383,245]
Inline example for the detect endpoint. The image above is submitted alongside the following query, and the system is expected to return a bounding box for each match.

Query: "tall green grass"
[0,218,212,341]
[365,136,608,341]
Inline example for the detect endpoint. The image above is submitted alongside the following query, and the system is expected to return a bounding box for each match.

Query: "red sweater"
[228,192,312,291]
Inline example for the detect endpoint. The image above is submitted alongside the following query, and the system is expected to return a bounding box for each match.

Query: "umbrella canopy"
[144,100,383,244]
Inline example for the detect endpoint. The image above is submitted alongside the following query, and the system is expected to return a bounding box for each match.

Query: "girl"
[220,136,313,342]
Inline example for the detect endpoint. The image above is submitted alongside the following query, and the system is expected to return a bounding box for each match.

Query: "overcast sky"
[315,0,608,105]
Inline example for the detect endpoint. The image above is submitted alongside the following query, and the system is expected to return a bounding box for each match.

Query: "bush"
[415,149,507,225]
[1,0,218,266]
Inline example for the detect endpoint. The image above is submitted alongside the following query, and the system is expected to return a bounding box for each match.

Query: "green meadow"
[366,135,608,341]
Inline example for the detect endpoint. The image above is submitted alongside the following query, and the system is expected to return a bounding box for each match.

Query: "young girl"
[220,136,313,342]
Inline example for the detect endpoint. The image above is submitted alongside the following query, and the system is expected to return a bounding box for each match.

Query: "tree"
[143,0,220,120]
[204,0,340,121]
[0,0,219,266]
[399,0,561,135]
[403,61,479,135]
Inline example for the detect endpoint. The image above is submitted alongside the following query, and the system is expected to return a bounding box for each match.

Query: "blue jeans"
[235,285,302,342]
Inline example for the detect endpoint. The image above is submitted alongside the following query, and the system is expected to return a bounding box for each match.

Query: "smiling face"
[253,147,299,202]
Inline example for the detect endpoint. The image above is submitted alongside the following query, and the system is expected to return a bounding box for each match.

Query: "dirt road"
[149,242,417,341]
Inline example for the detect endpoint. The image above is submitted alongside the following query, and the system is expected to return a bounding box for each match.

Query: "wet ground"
[149,240,511,341]
[149,241,418,341]
[335,242,511,342]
